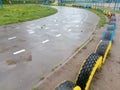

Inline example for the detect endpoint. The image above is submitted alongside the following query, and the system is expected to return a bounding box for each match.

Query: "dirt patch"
[6,54,32,65]
[6,59,17,65]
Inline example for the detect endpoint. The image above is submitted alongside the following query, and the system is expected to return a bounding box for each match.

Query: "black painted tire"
[111,13,115,16]
[76,53,100,90]
[96,41,109,57]
[104,31,112,40]
[106,25,115,31]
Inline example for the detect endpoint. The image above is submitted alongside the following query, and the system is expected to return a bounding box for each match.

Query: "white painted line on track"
[68,29,72,32]
[45,27,49,30]
[13,49,26,55]
[76,25,79,27]
[8,36,16,40]
[56,34,61,37]
[27,30,35,34]
[42,39,49,44]
[29,32,35,34]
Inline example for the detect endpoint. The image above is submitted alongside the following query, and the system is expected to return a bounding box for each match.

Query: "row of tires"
[52,4,113,16]
[55,4,117,90]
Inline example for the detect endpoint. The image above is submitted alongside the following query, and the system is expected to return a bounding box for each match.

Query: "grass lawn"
[86,8,106,28]
[0,5,57,25]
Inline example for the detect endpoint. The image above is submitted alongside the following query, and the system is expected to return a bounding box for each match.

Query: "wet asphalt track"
[0,6,99,90]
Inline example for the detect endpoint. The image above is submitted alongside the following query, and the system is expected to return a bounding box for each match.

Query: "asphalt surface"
[0,6,99,90]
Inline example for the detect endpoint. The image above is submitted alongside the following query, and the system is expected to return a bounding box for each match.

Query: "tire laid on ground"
[102,31,114,41]
[110,21,116,29]
[111,16,116,19]
[111,13,116,16]
[106,25,115,31]
[96,41,109,56]
[110,18,116,22]
[76,53,102,90]
[95,40,112,63]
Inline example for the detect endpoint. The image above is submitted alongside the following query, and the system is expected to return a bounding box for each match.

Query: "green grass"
[82,46,87,49]
[0,5,57,25]
[86,8,106,28]
[40,77,45,81]
[32,87,38,90]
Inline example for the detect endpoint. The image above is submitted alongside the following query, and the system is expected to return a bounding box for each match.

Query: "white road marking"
[27,30,35,34]
[29,32,35,34]
[42,40,49,44]
[54,20,57,22]
[45,27,49,30]
[56,34,61,37]
[68,29,72,32]
[13,49,26,55]
[8,36,16,40]
[76,25,79,27]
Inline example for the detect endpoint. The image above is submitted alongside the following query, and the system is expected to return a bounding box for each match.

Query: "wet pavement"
[0,6,99,90]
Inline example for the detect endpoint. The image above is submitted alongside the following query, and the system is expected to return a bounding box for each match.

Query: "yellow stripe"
[85,56,102,90]
[52,4,58,6]
[94,40,102,53]
[65,4,73,7]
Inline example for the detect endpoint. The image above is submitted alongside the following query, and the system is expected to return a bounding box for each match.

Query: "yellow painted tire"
[65,4,72,7]
[52,4,58,6]
[95,40,112,64]
[75,53,102,90]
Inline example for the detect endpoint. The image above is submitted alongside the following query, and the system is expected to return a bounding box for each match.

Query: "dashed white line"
[42,39,49,44]
[27,30,35,34]
[29,32,35,34]
[76,25,79,27]
[45,27,49,30]
[68,29,72,32]
[13,49,26,55]
[8,36,16,40]
[56,34,61,37]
